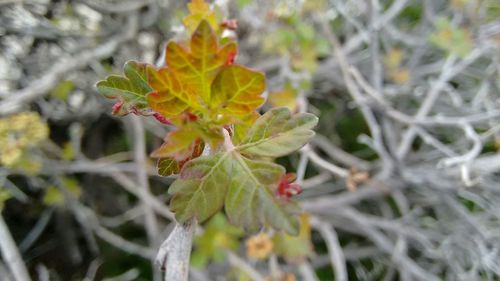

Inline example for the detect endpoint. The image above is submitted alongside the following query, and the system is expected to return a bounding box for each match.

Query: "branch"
[311,217,348,281]
[155,219,196,281]
[0,14,139,115]
[0,214,32,281]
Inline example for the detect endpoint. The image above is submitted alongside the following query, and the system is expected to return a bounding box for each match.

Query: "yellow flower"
[246,233,273,260]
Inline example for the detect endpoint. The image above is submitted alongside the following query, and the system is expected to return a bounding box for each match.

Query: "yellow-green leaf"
[169,150,300,234]
[96,61,153,115]
[157,158,181,176]
[183,0,219,33]
[211,65,265,121]
[273,214,314,262]
[237,107,318,157]
[169,153,231,223]
[43,186,64,206]
[224,153,299,235]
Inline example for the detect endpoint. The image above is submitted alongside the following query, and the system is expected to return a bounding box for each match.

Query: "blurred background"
[0,0,499,280]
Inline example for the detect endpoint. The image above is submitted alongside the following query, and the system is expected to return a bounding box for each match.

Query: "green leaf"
[237,107,318,157]
[0,189,12,210]
[273,214,314,262]
[429,17,473,58]
[191,213,243,267]
[157,158,181,176]
[169,150,300,234]
[169,153,231,223]
[96,61,153,115]
[225,153,299,235]
[43,186,64,206]
[50,80,74,100]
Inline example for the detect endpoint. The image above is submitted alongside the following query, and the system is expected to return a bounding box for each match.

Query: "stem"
[155,141,216,281]
[0,214,32,281]
[156,219,196,281]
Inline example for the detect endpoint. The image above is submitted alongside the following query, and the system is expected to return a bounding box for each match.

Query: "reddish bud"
[221,19,238,30]
[277,173,302,200]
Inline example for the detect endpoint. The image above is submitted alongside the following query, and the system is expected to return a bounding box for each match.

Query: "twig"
[302,145,349,178]
[155,219,196,281]
[298,262,320,281]
[0,14,139,115]
[129,115,161,280]
[311,217,348,281]
[0,214,32,281]
[155,140,215,281]
[226,251,265,281]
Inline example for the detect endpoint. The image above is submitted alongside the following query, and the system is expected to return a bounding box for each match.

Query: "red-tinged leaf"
[146,66,195,118]
[151,127,201,161]
[210,65,265,121]
[166,20,237,105]
[237,107,318,157]
[183,0,219,33]
[96,61,153,116]
[157,140,204,176]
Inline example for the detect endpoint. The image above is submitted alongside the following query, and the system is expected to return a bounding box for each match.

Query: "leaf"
[169,150,300,234]
[166,20,237,106]
[50,80,74,100]
[157,158,181,176]
[210,65,265,121]
[146,68,192,118]
[154,130,204,176]
[268,86,299,112]
[0,189,12,210]
[169,153,231,223]
[183,0,219,33]
[191,213,243,267]
[43,186,64,206]
[150,126,201,161]
[147,20,238,120]
[273,214,314,262]
[429,17,473,58]
[237,107,318,157]
[225,153,299,235]
[96,61,153,115]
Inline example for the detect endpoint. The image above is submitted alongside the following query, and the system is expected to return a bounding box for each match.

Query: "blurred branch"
[0,214,32,281]
[0,14,139,115]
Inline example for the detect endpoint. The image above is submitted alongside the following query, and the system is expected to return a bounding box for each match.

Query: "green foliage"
[272,214,314,262]
[96,61,152,115]
[237,107,318,158]
[96,0,318,235]
[0,189,12,210]
[50,80,74,100]
[429,17,473,58]
[43,186,64,206]
[191,213,243,267]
